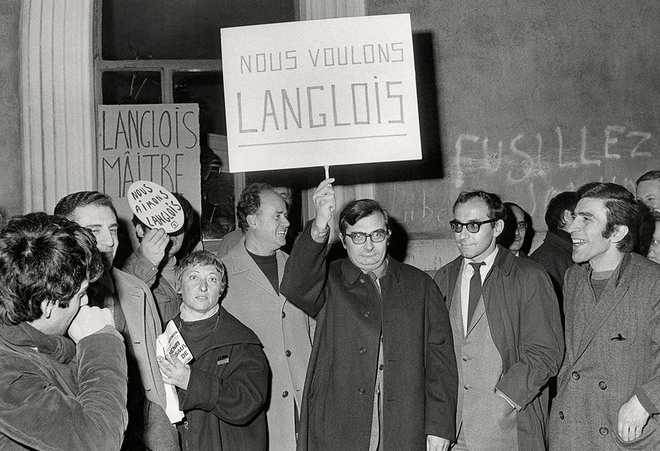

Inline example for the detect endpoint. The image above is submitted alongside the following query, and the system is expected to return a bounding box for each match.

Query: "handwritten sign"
[375,123,655,239]
[221,14,421,172]
[97,104,201,237]
[127,181,185,234]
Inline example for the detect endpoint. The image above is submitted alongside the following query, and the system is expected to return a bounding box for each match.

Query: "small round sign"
[127,181,185,234]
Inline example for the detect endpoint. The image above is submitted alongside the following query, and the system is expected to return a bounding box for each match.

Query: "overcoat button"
[282,391,289,398]
[358,388,366,395]
[359,347,367,354]
[363,311,370,318]
[285,350,291,357]
[599,427,609,435]
[558,411,564,420]
[599,381,607,390]
[282,311,286,318]
[571,371,580,380]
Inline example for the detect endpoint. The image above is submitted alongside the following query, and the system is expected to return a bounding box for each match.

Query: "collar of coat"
[340,255,401,285]
[572,250,630,287]
[543,228,573,255]
[225,236,286,276]
[175,306,262,348]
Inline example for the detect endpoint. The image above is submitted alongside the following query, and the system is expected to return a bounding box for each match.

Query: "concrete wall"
[0,0,23,220]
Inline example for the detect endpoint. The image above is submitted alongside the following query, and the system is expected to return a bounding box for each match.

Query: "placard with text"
[221,14,421,173]
[96,103,201,235]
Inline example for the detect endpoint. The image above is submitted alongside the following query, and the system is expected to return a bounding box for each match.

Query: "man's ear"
[42,300,54,319]
[610,224,629,243]
[562,210,574,228]
[135,224,146,240]
[493,219,505,238]
[340,234,347,250]
[246,214,258,230]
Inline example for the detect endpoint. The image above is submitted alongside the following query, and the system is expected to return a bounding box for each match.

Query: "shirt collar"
[463,246,499,276]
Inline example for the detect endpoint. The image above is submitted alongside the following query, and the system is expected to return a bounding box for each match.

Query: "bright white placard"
[127,181,185,234]
[221,14,421,173]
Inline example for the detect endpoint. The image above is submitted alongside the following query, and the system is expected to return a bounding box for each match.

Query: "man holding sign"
[123,185,197,326]
[281,178,457,451]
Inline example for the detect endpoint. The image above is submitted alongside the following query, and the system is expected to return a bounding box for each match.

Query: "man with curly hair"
[0,213,128,450]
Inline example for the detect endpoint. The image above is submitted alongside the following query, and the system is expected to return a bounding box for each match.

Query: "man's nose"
[199,279,208,291]
[282,215,290,227]
[459,227,470,240]
[97,228,115,247]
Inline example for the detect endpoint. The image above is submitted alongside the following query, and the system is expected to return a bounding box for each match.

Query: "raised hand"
[312,177,336,231]
[68,305,115,343]
[140,227,170,266]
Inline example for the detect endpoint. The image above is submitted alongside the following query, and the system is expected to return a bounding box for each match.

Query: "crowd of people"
[0,169,659,450]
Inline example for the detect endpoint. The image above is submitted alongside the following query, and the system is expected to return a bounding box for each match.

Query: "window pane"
[101,71,162,104]
[102,0,296,60]
[173,71,225,135]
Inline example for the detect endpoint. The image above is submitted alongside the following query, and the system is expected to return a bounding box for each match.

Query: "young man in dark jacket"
[0,213,128,450]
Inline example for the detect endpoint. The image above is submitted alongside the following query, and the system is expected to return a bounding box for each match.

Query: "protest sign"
[97,103,201,238]
[221,14,421,172]
[127,181,185,234]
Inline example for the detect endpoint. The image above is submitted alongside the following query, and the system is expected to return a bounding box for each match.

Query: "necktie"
[468,262,485,326]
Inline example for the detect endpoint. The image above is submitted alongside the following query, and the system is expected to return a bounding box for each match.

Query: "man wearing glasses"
[434,190,563,451]
[281,178,458,451]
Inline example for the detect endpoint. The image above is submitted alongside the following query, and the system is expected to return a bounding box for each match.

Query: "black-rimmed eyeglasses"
[344,229,389,245]
[449,219,497,233]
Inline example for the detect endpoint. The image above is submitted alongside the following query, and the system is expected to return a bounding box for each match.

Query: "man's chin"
[102,256,114,271]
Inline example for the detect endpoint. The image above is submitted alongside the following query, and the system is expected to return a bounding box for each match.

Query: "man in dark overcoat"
[281,178,458,451]
[549,182,660,450]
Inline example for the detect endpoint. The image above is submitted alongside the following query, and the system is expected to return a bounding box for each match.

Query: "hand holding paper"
[158,353,191,390]
[156,320,194,423]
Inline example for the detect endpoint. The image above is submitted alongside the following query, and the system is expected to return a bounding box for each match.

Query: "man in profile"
[217,185,296,257]
[281,178,457,451]
[55,191,179,451]
[0,212,128,450]
[636,170,660,212]
[220,183,313,451]
[550,182,660,449]
[434,190,563,450]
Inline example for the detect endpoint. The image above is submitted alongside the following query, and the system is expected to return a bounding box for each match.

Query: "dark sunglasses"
[449,218,497,233]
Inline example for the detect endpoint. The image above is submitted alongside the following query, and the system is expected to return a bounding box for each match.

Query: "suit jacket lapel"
[231,240,281,302]
[574,256,631,362]
[113,269,146,336]
[445,257,462,311]
[466,296,486,337]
